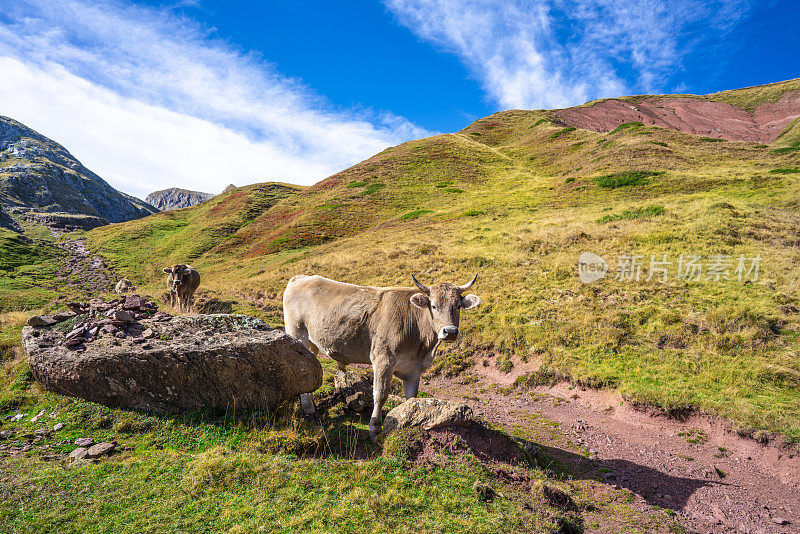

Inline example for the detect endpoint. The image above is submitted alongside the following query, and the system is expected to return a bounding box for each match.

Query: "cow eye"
[431,304,437,310]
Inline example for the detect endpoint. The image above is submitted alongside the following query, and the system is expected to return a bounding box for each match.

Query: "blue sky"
[0,0,797,198]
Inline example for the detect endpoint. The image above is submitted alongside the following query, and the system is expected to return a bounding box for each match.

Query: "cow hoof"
[369,417,382,441]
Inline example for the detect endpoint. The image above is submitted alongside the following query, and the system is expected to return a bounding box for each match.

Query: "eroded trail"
[54,236,117,293]
[426,371,800,533]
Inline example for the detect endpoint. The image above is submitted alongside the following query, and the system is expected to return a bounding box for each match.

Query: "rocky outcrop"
[0,116,157,224]
[22,305,322,412]
[145,188,214,211]
[14,210,109,230]
[0,206,20,232]
[380,398,474,436]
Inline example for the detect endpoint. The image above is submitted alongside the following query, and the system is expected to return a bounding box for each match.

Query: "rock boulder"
[23,314,322,412]
[380,398,474,436]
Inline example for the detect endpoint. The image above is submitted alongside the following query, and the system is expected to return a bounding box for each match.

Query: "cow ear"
[182,267,193,275]
[410,293,430,309]
[162,267,171,273]
[461,294,481,310]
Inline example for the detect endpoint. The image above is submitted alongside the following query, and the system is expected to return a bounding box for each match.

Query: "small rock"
[74,437,94,447]
[86,442,116,458]
[53,423,64,431]
[141,328,154,339]
[30,410,45,423]
[63,338,85,348]
[66,327,86,339]
[0,430,13,440]
[473,480,495,502]
[535,483,576,511]
[123,295,146,310]
[131,337,145,344]
[345,391,369,413]
[115,331,127,339]
[28,315,58,327]
[53,311,77,322]
[773,517,790,525]
[380,398,474,435]
[67,302,86,314]
[69,447,89,461]
[12,413,25,422]
[34,428,51,437]
[110,310,136,324]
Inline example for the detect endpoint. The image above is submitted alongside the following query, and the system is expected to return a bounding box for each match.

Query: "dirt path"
[53,236,117,293]
[426,370,800,533]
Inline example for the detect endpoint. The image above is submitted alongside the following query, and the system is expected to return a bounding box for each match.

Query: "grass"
[0,229,63,311]
[593,171,661,188]
[608,122,643,135]
[399,209,433,221]
[769,168,800,174]
[549,127,576,140]
[597,205,665,224]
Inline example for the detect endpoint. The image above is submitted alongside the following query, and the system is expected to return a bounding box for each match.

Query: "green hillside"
[86,81,800,440]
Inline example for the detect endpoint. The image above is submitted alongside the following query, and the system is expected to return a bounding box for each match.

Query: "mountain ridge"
[0,116,156,227]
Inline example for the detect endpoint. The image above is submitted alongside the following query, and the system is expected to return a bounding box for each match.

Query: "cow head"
[409,273,481,342]
[162,264,193,290]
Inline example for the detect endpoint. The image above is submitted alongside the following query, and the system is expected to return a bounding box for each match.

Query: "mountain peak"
[0,116,156,225]
[145,188,214,212]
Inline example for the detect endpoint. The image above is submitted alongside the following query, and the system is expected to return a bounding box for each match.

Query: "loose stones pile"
[27,294,172,350]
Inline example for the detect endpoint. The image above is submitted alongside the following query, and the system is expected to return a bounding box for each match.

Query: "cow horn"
[458,273,478,291]
[411,273,429,293]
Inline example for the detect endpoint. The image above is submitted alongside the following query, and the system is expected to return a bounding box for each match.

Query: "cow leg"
[369,360,394,440]
[285,325,320,419]
[402,375,420,399]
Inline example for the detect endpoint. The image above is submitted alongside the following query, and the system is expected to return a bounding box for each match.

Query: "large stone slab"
[22,314,322,412]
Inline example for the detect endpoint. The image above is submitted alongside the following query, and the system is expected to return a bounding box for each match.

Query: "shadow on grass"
[103,397,381,461]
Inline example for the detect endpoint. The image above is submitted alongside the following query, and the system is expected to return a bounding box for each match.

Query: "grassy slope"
[86,80,800,441]
[0,225,63,312]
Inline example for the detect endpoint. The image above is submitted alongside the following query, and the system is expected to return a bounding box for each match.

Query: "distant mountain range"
[0,116,157,230]
[145,188,214,212]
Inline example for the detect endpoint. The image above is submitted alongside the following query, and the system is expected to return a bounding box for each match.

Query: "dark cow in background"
[282,273,481,438]
[162,264,200,312]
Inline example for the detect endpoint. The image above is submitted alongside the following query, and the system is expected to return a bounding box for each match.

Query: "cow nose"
[439,326,459,340]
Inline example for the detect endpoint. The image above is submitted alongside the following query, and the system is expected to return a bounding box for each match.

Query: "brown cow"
[282,273,480,439]
[162,264,200,312]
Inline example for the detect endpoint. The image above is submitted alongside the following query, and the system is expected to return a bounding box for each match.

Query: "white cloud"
[385,0,751,110]
[0,0,432,198]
